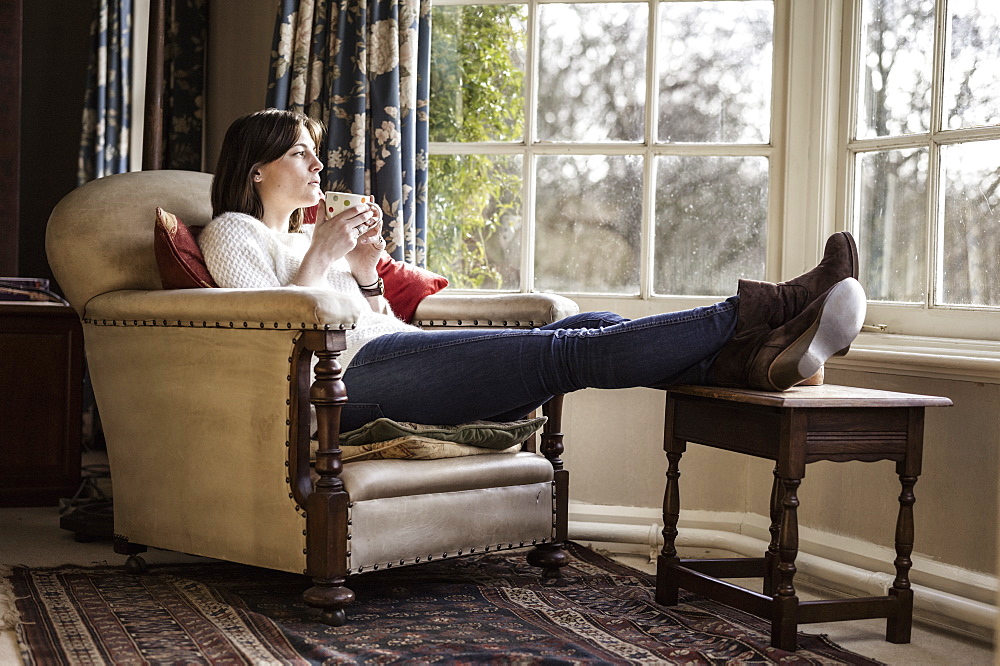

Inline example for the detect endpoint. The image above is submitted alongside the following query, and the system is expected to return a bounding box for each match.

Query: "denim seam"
[348,331,526,367]
[556,302,736,338]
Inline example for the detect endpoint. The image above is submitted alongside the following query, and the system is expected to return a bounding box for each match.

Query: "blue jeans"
[340,297,738,430]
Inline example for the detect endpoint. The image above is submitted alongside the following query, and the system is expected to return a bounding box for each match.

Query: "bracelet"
[358,277,384,297]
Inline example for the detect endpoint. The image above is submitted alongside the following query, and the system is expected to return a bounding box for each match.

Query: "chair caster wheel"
[125,554,148,575]
[321,608,347,626]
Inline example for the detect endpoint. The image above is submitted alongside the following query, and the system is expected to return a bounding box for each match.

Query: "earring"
[254,173,262,182]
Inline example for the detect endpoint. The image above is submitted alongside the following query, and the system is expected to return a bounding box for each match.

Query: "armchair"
[45,169,578,624]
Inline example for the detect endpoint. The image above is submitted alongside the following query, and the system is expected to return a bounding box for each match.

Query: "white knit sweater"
[199,212,417,368]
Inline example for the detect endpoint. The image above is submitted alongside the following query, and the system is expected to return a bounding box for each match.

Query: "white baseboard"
[568,502,997,640]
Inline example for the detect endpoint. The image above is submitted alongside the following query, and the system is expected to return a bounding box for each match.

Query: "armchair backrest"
[46,170,214,316]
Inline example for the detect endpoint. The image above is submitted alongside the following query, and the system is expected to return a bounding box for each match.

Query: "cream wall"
[204,1,278,174]
[204,3,998,582]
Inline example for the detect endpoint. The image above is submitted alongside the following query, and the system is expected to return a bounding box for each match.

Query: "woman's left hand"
[345,203,387,284]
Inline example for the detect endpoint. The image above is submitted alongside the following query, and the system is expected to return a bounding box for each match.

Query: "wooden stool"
[656,384,952,651]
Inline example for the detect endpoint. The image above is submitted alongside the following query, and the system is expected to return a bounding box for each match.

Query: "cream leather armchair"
[45,170,578,624]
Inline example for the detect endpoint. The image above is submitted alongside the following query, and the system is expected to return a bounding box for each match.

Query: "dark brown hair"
[211,108,324,232]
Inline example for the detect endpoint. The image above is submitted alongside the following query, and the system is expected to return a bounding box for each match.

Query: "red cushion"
[153,208,217,289]
[377,255,449,323]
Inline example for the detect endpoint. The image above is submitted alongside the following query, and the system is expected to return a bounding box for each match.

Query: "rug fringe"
[0,565,17,631]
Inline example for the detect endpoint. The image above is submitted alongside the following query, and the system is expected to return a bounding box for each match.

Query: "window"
[845,0,1000,339]
[428,0,777,299]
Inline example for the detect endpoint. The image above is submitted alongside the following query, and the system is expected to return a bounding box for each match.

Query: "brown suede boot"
[733,231,859,335]
[708,278,866,391]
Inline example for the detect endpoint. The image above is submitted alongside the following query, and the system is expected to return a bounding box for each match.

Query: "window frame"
[428,0,789,303]
[836,0,1000,342]
[428,0,1000,372]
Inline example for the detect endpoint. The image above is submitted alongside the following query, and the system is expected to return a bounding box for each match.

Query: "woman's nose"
[310,154,323,171]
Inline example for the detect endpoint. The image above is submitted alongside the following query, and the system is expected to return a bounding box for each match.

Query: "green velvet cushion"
[339,417,547,450]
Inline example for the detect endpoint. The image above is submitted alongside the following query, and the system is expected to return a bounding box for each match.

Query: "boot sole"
[837,230,860,280]
[767,278,866,390]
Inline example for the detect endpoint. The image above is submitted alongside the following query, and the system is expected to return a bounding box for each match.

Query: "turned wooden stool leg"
[763,466,783,597]
[887,474,917,643]
[656,449,683,606]
[772,476,801,651]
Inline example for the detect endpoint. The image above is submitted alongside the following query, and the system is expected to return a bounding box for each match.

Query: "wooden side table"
[0,301,84,506]
[656,384,952,651]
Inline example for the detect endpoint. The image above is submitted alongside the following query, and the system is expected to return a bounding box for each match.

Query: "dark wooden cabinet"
[1,302,83,506]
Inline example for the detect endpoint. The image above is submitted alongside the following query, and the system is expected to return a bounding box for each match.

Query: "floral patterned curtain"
[79,0,206,181]
[267,0,431,265]
[162,0,208,170]
[79,0,132,184]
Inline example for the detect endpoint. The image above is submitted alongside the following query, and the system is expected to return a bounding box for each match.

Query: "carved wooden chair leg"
[114,535,148,574]
[527,541,568,578]
[303,577,355,626]
[529,395,570,578]
[302,341,354,625]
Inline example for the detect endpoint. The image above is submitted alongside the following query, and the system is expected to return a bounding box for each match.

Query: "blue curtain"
[267,0,430,266]
[78,0,132,184]
[79,0,206,181]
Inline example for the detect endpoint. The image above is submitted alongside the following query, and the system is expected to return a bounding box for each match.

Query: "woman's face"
[255,125,324,214]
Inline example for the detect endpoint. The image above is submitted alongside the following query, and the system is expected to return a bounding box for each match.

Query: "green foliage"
[428,5,526,289]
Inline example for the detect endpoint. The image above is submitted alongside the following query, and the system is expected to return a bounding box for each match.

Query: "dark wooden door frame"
[1,0,23,275]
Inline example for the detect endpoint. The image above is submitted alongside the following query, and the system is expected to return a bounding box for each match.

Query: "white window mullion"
[779,0,842,280]
[522,0,540,293]
[640,0,659,300]
[928,0,948,311]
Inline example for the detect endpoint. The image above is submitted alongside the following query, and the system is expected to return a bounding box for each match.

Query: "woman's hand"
[290,202,380,287]
[345,203,387,285]
[314,202,380,259]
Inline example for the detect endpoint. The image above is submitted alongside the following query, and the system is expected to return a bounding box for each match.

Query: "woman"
[200,109,866,432]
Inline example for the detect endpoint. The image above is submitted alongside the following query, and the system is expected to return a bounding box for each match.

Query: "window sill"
[828,332,1000,384]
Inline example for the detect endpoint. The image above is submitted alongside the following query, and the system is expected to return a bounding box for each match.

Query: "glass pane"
[536,3,647,142]
[535,155,643,293]
[427,154,523,290]
[939,141,1000,306]
[854,148,928,303]
[657,1,773,144]
[429,5,527,142]
[653,156,768,296]
[944,0,1000,129]
[856,0,934,138]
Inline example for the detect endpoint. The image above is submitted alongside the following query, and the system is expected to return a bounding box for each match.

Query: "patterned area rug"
[10,543,879,664]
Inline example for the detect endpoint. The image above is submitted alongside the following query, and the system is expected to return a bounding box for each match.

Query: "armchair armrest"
[84,287,363,330]
[412,292,579,328]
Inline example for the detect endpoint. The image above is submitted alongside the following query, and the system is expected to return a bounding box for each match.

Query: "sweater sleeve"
[199,213,284,289]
